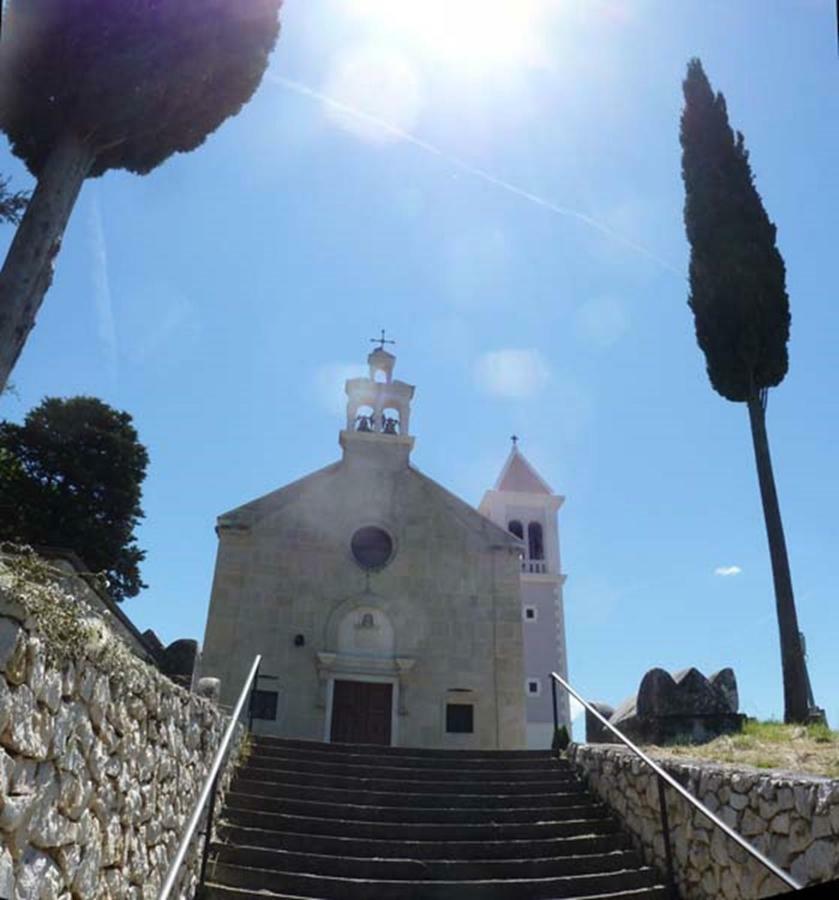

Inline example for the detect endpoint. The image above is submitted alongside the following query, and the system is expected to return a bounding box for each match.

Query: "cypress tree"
[680,58,817,724]
[0,0,282,391]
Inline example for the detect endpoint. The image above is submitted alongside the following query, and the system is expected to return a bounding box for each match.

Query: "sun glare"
[350,0,550,71]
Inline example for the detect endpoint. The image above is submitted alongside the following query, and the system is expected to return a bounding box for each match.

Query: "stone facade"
[199,349,527,750]
[569,743,839,898]
[0,589,237,899]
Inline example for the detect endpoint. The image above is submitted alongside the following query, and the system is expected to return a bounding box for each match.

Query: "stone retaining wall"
[0,581,238,899]
[568,743,839,899]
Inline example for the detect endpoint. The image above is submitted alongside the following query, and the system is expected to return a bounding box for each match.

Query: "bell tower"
[340,332,416,467]
[479,438,571,748]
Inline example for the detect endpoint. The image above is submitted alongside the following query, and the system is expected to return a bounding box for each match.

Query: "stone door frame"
[317,650,415,747]
[324,671,400,746]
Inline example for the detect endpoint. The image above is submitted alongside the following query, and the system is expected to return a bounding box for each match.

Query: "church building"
[198,343,570,749]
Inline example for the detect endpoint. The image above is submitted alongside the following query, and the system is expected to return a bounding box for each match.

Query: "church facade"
[199,347,529,749]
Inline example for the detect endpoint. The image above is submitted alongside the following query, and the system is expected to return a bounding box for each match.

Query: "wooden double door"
[330,679,393,746]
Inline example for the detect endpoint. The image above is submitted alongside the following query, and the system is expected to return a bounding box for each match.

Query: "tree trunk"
[0,132,95,392]
[746,393,812,723]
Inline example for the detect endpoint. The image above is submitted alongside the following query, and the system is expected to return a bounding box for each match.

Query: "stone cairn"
[587,666,744,746]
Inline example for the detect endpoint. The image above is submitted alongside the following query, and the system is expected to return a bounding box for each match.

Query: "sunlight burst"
[350,0,551,70]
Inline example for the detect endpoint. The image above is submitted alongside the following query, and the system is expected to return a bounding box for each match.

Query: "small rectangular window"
[524,606,537,621]
[526,679,541,697]
[446,703,474,734]
[249,689,278,721]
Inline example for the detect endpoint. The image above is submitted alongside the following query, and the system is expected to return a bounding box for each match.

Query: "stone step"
[244,751,577,781]
[232,777,591,810]
[216,824,633,861]
[212,843,645,882]
[247,744,569,773]
[205,861,663,899]
[235,765,579,795]
[226,791,610,826]
[203,887,669,900]
[252,735,554,760]
[222,807,621,841]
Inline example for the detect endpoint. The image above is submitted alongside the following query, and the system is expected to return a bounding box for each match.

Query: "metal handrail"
[158,654,262,900]
[549,671,802,897]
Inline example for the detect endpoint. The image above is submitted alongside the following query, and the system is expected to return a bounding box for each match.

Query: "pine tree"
[0,396,149,601]
[0,0,282,391]
[680,58,815,724]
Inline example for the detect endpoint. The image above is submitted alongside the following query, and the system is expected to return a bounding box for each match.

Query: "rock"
[0,793,31,832]
[0,845,13,900]
[0,618,26,682]
[10,758,38,795]
[2,685,52,759]
[55,843,82,883]
[811,813,831,839]
[104,865,130,899]
[830,805,839,834]
[789,816,814,854]
[0,677,11,735]
[72,839,103,899]
[731,773,757,793]
[26,637,46,699]
[102,813,124,866]
[41,670,62,714]
[58,770,93,821]
[791,839,837,883]
[741,808,765,836]
[768,834,791,867]
[701,867,720,896]
[776,786,794,812]
[78,666,97,703]
[718,804,738,829]
[90,674,111,729]
[14,847,63,900]
[710,828,729,866]
[770,812,791,834]
[688,840,710,870]
[77,809,101,847]
[729,792,749,811]
[61,662,75,699]
[720,869,749,900]
[27,780,79,847]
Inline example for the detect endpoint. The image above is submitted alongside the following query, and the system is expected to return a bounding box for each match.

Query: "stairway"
[202,736,668,900]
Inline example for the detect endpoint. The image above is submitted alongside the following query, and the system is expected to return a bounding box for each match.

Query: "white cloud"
[474,349,550,399]
[313,362,367,418]
[715,566,742,577]
[569,696,585,721]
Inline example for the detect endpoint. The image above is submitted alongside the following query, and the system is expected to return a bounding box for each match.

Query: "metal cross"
[370,329,396,351]
[511,435,519,447]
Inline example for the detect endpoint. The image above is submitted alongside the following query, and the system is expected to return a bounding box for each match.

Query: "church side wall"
[0,592,239,900]
[200,464,527,750]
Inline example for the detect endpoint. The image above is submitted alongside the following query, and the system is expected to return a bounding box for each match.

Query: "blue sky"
[1,0,836,728]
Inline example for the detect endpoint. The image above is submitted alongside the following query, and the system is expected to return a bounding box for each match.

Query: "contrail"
[89,190,118,385]
[271,74,682,277]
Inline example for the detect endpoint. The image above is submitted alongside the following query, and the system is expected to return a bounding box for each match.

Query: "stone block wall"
[569,743,839,899]
[0,560,238,900]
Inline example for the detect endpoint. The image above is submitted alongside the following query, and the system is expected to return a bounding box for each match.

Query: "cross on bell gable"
[370,329,396,351]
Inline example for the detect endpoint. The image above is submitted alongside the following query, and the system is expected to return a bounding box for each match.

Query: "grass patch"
[643,718,839,778]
